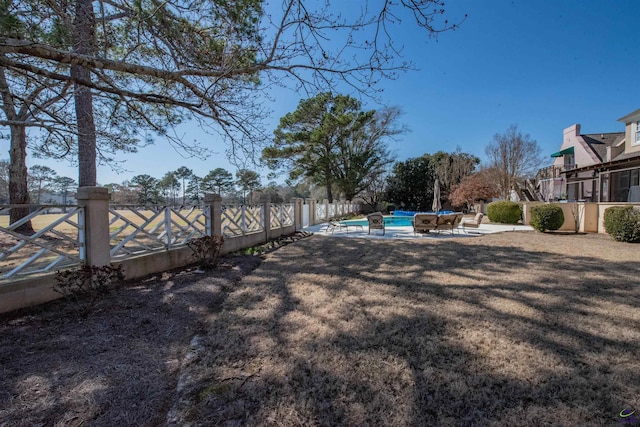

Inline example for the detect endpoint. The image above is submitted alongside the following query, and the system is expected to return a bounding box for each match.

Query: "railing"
[0,205,84,280]
[312,201,360,224]
[109,205,209,260]
[0,197,359,285]
[536,165,565,180]
[270,204,295,229]
[221,205,264,237]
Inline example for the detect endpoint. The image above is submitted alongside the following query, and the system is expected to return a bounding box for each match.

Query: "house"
[537,108,640,202]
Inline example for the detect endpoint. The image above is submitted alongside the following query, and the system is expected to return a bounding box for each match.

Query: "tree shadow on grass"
[0,255,261,426]
[184,234,640,425]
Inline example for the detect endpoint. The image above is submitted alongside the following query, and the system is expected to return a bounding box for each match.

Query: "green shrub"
[486,201,522,224]
[530,204,565,232]
[603,206,640,243]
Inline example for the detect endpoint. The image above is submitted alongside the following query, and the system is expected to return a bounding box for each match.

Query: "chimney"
[563,124,581,140]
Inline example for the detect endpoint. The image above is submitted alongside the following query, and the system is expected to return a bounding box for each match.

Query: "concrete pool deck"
[303,222,535,240]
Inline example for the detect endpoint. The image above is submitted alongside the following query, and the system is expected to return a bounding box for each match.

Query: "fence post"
[323,199,329,221]
[297,198,303,229]
[306,198,316,225]
[76,186,111,267]
[264,202,272,241]
[204,193,222,236]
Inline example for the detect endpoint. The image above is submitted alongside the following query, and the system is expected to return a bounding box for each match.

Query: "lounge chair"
[367,212,385,235]
[435,213,461,234]
[326,220,363,234]
[326,221,346,233]
[461,212,484,230]
[412,213,438,234]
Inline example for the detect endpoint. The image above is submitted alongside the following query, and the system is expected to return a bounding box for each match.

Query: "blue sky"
[26,0,640,186]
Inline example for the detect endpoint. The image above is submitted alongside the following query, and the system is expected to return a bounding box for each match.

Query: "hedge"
[486,201,522,224]
[530,204,564,232]
[603,206,640,243]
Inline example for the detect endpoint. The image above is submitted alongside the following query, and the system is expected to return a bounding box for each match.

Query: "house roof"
[611,150,640,163]
[618,108,640,123]
[580,132,625,161]
[563,149,640,174]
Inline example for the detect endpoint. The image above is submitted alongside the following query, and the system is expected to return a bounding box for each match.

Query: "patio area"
[304,221,534,239]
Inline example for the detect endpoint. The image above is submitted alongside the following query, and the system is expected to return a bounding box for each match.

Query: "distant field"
[0,209,208,278]
[0,209,205,233]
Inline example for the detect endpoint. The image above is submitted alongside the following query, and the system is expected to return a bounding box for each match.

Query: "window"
[636,121,640,145]
[564,153,576,169]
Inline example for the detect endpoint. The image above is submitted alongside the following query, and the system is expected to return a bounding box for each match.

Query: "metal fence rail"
[0,205,84,280]
[109,205,209,260]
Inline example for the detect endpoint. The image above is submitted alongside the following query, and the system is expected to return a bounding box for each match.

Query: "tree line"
[1,89,544,214]
[261,93,544,213]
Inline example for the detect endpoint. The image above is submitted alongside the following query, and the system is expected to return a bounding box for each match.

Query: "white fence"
[0,191,361,313]
[0,205,84,280]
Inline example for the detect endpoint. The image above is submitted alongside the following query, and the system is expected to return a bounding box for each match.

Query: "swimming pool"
[341,216,414,227]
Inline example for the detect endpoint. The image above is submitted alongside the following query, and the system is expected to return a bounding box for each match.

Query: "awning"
[550,146,574,157]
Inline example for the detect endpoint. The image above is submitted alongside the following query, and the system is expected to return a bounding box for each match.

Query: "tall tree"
[185,175,203,204]
[201,168,234,195]
[330,106,401,200]
[104,182,138,204]
[174,166,193,205]
[51,176,76,206]
[0,2,72,232]
[236,169,260,204]
[433,149,480,198]
[130,174,159,205]
[485,125,544,199]
[1,0,464,188]
[360,168,391,210]
[258,182,284,204]
[0,159,9,203]
[158,172,180,205]
[263,93,398,202]
[28,164,57,204]
[385,155,437,211]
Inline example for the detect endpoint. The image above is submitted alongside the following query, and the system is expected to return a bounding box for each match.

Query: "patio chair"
[367,212,385,235]
[412,213,438,235]
[326,220,363,234]
[461,212,484,230]
[326,221,347,233]
[435,213,461,234]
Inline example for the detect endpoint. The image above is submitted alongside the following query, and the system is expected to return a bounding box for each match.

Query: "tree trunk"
[73,0,97,187]
[8,125,35,234]
[326,181,333,203]
[0,66,34,233]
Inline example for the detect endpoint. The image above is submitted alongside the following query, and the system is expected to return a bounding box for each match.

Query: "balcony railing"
[537,164,579,180]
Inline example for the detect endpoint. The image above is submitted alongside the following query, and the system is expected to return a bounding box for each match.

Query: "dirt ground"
[0,231,639,426]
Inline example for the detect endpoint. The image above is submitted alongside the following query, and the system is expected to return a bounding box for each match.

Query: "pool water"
[341,216,414,227]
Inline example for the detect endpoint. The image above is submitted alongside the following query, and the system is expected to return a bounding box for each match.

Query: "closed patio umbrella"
[432,178,441,213]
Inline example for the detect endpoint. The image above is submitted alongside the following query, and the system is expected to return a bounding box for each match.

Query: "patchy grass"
[0,232,638,426]
[178,232,640,426]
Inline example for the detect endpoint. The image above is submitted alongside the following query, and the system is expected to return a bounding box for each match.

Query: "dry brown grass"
[180,232,640,426]
[0,231,639,426]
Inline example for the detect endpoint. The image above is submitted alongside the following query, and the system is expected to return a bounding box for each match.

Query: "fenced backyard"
[0,231,637,425]
[0,190,358,313]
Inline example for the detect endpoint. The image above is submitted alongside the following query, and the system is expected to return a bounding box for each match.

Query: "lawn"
[0,231,638,426]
